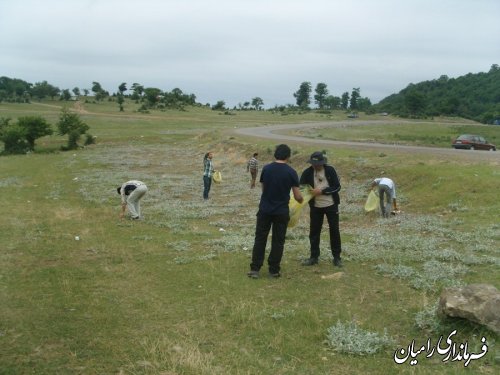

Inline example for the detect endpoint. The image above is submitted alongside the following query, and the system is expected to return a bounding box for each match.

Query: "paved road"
[234,121,500,162]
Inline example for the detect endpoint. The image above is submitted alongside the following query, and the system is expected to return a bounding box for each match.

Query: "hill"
[373,64,500,123]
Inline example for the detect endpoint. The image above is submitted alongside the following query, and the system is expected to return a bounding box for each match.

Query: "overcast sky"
[1,0,499,107]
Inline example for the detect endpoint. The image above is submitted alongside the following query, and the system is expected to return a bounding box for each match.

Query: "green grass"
[0,100,499,374]
[292,118,500,148]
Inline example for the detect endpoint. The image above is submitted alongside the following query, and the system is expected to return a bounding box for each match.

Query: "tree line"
[2,64,498,122]
[372,64,500,124]
[0,78,199,112]
[292,82,371,111]
[0,76,372,114]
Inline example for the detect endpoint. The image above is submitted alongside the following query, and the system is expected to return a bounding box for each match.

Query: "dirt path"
[234,121,500,163]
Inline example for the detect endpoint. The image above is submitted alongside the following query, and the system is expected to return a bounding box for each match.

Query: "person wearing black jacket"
[299,151,343,267]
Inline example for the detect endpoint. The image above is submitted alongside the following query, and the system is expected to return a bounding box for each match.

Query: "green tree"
[350,88,360,110]
[374,65,500,122]
[92,81,107,101]
[405,91,426,117]
[117,83,127,111]
[163,88,196,108]
[31,81,49,100]
[91,81,103,94]
[118,82,127,96]
[170,88,183,99]
[357,97,372,111]
[72,87,80,97]
[341,92,350,110]
[212,100,226,111]
[57,108,90,150]
[60,89,72,101]
[314,83,329,109]
[252,97,264,110]
[294,82,312,109]
[31,81,60,100]
[17,116,53,151]
[439,96,460,115]
[143,87,162,107]
[117,94,125,112]
[324,95,341,110]
[131,83,144,101]
[0,77,32,100]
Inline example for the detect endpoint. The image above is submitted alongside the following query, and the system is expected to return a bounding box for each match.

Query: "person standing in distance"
[203,152,214,199]
[300,151,343,267]
[247,144,303,279]
[117,180,148,220]
[247,152,259,188]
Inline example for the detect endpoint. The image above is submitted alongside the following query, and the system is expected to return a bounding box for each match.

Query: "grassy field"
[290,115,499,148]
[1,100,499,374]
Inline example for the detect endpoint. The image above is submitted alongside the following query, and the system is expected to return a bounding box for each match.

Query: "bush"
[1,125,29,154]
[326,321,394,355]
[17,116,53,151]
[414,301,442,333]
[84,133,96,146]
[0,116,53,154]
[57,108,90,150]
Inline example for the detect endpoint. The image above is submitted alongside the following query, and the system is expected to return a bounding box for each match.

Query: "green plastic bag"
[288,185,314,228]
[364,190,379,212]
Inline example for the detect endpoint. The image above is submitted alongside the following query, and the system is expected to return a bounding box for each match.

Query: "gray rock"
[439,284,500,334]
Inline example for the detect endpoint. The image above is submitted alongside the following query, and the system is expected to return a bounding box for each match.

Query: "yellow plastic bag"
[212,170,222,183]
[288,185,314,228]
[364,190,379,212]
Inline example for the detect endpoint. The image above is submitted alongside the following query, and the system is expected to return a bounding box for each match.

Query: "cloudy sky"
[1,0,499,107]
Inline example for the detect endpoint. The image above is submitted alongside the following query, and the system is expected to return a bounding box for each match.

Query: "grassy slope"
[291,115,499,148]
[0,100,499,374]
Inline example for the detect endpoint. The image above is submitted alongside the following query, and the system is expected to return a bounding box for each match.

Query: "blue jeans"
[378,184,392,218]
[203,175,211,199]
[250,211,290,274]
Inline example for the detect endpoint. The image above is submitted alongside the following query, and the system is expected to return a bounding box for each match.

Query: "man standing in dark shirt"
[247,144,303,279]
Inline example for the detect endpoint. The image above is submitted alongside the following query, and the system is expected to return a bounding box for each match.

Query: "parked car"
[451,134,496,151]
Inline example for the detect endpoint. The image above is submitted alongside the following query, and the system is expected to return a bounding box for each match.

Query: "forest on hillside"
[372,64,500,124]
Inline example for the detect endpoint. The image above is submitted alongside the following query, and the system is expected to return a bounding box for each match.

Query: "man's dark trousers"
[250,212,289,274]
[309,205,341,259]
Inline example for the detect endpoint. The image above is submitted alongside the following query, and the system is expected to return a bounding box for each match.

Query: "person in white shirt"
[371,177,398,218]
[117,180,148,219]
